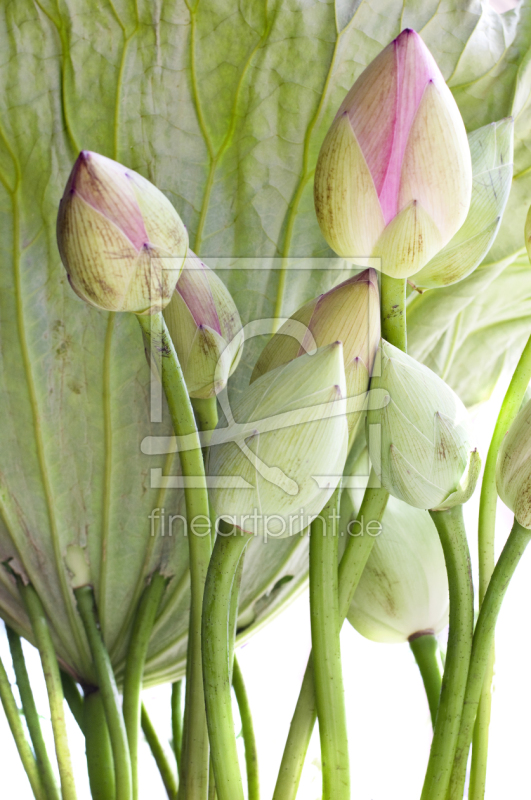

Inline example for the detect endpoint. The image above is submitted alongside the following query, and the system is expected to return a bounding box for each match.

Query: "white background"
[1,371,531,799]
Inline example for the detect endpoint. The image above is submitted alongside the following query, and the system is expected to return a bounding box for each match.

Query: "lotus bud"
[208,344,348,538]
[345,495,448,643]
[496,398,531,529]
[367,340,480,510]
[57,151,188,314]
[251,270,380,442]
[163,252,244,398]
[314,29,472,278]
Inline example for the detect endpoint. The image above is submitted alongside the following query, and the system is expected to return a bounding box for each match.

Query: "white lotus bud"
[367,340,480,510]
[496,398,531,529]
[347,496,449,643]
[208,344,348,538]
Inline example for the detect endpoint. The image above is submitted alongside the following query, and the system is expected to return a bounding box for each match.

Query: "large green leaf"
[0,0,531,685]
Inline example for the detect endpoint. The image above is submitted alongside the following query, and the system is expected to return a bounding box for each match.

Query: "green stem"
[84,689,115,800]
[202,529,251,800]
[380,275,407,351]
[75,586,132,800]
[123,573,167,800]
[468,648,495,800]
[138,312,211,800]
[310,487,350,800]
[192,397,219,435]
[473,332,531,797]
[420,506,474,800]
[273,480,388,800]
[20,583,77,800]
[0,650,46,800]
[232,657,259,800]
[60,672,84,733]
[141,703,179,800]
[448,519,531,799]
[408,632,442,729]
[208,757,217,800]
[171,680,184,775]
[228,554,245,681]
[6,626,60,800]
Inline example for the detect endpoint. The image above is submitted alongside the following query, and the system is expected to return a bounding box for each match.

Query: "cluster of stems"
[2,277,530,800]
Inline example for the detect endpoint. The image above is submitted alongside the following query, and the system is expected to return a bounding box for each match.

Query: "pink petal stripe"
[343,30,445,225]
[341,43,397,198]
[377,30,436,223]
[177,255,222,334]
[68,152,148,251]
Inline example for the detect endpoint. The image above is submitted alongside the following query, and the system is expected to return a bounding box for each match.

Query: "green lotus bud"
[496,398,531,529]
[367,340,480,510]
[251,270,379,441]
[411,118,514,291]
[346,496,448,643]
[208,344,348,537]
[163,252,244,398]
[57,151,188,314]
[314,29,472,278]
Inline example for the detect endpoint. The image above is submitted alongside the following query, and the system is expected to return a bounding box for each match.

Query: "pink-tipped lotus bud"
[164,252,244,398]
[57,151,188,314]
[314,29,472,278]
[251,270,380,442]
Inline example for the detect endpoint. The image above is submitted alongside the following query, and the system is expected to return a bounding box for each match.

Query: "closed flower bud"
[164,253,244,398]
[208,344,348,538]
[314,29,472,278]
[367,340,480,510]
[496,398,531,529]
[347,496,448,643]
[57,151,188,314]
[251,270,379,441]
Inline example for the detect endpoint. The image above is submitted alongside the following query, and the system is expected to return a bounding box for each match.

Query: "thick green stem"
[228,555,245,681]
[380,275,407,351]
[123,573,167,800]
[420,506,474,800]
[171,680,184,775]
[84,689,115,800]
[208,757,217,800]
[449,519,531,799]
[310,487,350,800]
[60,672,84,733]
[468,648,495,800]
[273,480,388,800]
[192,397,219,435]
[138,312,211,800]
[20,583,77,800]
[0,650,46,800]
[473,332,531,797]
[232,657,259,800]
[75,586,131,800]
[202,530,250,800]
[6,626,60,800]
[141,703,178,799]
[408,632,442,729]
